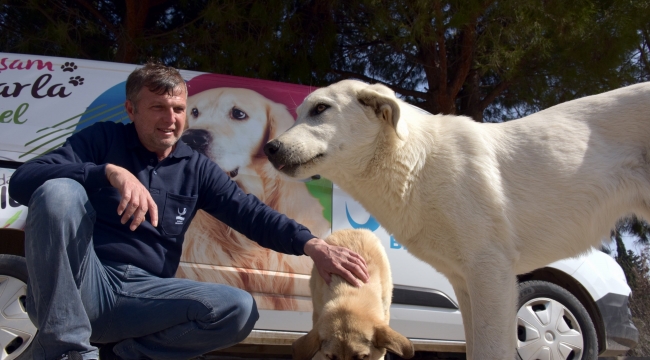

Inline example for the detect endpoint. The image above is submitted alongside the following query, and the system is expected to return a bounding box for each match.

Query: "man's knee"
[232,293,258,343]
[202,288,259,343]
[29,179,89,220]
[224,290,258,341]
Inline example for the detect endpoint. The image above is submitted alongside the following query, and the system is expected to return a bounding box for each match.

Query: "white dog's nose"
[263,139,282,157]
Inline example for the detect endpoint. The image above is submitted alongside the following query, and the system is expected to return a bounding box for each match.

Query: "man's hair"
[125,61,186,107]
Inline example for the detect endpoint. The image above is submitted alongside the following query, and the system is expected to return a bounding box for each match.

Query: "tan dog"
[266,80,650,359]
[292,229,414,360]
[177,87,330,310]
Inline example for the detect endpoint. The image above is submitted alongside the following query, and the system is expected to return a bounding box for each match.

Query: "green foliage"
[0,0,335,83]
[1,0,648,120]
[324,0,645,121]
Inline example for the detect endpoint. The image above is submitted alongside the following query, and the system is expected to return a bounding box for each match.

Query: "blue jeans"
[24,179,259,360]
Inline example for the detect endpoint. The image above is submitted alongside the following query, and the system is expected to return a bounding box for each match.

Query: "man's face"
[125,86,187,159]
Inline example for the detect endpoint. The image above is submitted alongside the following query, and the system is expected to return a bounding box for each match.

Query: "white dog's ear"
[292,329,320,360]
[357,85,408,140]
[373,325,415,359]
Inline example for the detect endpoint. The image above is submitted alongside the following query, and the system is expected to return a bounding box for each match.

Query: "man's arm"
[9,124,113,206]
[198,159,369,286]
[199,159,316,255]
[105,164,159,230]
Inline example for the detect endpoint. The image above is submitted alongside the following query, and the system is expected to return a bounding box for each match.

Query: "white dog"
[264,79,650,359]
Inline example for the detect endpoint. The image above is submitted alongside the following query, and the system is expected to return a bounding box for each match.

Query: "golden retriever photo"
[176,87,330,311]
[292,229,414,360]
[265,79,650,359]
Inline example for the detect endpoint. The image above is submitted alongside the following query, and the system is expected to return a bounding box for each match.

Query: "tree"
[2,1,648,120]
[609,216,650,355]
[611,217,648,286]
[0,0,334,82]
[627,249,650,356]
[0,0,174,63]
[323,0,644,121]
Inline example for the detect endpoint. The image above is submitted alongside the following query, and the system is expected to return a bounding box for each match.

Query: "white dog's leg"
[466,263,518,360]
[450,278,474,360]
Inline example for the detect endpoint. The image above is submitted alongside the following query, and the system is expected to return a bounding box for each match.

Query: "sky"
[607,232,648,258]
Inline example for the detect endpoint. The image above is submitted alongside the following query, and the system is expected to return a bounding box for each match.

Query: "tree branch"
[478,80,511,112]
[639,29,650,76]
[433,0,447,95]
[330,69,427,99]
[27,0,91,59]
[73,0,119,37]
[448,22,476,100]
[143,12,206,40]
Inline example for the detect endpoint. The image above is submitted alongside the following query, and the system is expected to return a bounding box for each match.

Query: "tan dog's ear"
[373,325,415,359]
[266,102,295,140]
[259,102,296,157]
[292,329,321,360]
[357,85,408,140]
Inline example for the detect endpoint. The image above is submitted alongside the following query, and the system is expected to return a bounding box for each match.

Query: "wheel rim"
[0,275,37,360]
[516,297,584,360]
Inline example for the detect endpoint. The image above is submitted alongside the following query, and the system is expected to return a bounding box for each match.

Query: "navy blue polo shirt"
[9,122,315,278]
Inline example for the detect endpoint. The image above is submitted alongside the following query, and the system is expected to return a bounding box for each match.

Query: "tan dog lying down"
[292,229,414,360]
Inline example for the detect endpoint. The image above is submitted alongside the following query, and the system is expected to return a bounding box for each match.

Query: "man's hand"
[304,238,370,287]
[106,164,158,231]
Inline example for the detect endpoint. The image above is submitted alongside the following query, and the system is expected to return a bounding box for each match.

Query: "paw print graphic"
[61,62,78,72]
[69,76,85,86]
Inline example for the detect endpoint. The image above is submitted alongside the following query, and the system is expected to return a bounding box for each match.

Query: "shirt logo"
[175,207,187,225]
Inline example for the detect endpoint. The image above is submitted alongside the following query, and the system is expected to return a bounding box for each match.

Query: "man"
[9,62,369,360]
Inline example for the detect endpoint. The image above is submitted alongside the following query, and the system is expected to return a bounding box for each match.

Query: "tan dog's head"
[182,87,295,179]
[292,302,414,360]
[264,80,407,180]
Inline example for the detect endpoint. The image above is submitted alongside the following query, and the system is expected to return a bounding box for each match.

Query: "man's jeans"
[24,179,259,360]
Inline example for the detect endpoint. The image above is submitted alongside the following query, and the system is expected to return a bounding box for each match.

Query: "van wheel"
[516,280,597,360]
[0,255,37,360]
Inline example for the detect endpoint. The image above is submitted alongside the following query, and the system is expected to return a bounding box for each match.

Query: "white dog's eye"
[231,107,248,120]
[191,108,199,118]
[311,103,329,116]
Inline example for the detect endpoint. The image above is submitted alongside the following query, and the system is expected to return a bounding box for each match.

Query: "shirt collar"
[170,139,194,158]
[125,122,194,159]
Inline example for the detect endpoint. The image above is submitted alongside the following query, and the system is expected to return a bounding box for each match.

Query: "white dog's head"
[183,87,295,178]
[263,80,407,179]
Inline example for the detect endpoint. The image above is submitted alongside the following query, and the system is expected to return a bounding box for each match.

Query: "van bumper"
[596,293,639,356]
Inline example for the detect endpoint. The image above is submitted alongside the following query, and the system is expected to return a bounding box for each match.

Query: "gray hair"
[125,61,186,109]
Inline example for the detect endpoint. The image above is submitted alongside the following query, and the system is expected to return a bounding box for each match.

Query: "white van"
[0,53,638,359]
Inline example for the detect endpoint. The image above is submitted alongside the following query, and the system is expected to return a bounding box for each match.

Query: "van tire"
[517,280,598,360]
[0,255,37,360]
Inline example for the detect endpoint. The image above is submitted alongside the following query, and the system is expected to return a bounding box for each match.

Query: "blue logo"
[345,203,380,231]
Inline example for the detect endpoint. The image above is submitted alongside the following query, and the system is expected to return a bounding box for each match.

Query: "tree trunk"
[115,0,154,63]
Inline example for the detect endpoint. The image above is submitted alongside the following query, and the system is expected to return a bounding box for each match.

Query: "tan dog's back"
[310,229,392,321]
[293,229,414,360]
